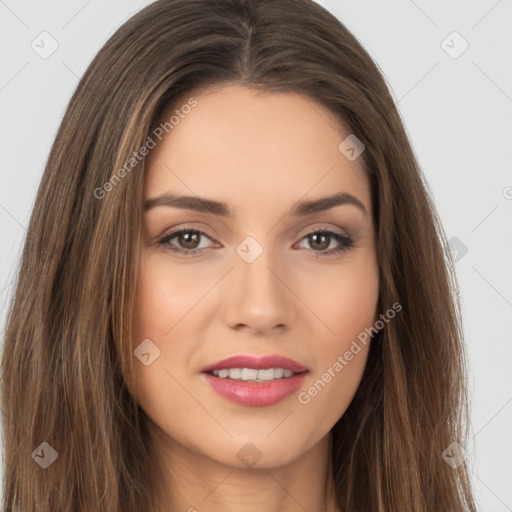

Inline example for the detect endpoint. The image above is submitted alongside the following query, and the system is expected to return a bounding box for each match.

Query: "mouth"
[200,354,309,407]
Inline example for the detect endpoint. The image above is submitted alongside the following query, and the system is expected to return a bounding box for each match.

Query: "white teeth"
[241,368,258,380]
[228,368,241,379]
[257,369,275,381]
[211,367,298,381]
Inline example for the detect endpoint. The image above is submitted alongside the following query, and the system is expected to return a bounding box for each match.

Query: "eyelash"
[157,225,354,258]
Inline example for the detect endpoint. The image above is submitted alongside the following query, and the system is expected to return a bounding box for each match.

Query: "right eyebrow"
[144,194,231,216]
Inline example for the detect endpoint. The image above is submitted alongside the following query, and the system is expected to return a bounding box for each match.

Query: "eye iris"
[309,233,329,251]
[179,231,200,249]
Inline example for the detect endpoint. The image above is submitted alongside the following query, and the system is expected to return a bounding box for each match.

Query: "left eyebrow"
[144,191,367,217]
[290,192,367,217]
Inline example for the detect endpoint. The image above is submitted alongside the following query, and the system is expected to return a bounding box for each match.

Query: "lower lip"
[201,372,308,407]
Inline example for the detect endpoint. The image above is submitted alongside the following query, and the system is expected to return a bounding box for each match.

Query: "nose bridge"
[224,234,294,332]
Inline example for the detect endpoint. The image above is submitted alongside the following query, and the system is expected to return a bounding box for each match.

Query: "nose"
[222,243,296,336]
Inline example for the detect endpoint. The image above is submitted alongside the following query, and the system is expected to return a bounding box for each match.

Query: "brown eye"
[308,232,331,251]
[296,229,354,257]
[158,229,215,255]
[176,231,201,250]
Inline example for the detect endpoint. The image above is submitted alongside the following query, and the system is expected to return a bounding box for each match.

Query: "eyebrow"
[144,191,368,217]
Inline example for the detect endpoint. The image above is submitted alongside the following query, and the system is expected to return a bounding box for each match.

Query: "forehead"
[144,84,371,218]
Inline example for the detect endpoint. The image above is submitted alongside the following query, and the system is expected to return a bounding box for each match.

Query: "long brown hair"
[1,0,476,510]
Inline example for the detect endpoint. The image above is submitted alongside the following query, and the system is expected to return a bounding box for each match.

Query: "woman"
[0,0,477,510]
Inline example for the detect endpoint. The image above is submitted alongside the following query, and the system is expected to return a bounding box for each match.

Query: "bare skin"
[129,84,379,512]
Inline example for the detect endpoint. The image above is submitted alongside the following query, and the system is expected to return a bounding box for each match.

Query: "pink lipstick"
[200,354,309,407]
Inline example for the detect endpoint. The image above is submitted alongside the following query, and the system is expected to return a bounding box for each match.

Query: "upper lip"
[201,354,309,373]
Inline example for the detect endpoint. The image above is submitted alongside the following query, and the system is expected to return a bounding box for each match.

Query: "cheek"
[327,263,379,344]
[132,253,213,339]
[295,253,379,428]
[301,249,379,349]
[129,256,195,404]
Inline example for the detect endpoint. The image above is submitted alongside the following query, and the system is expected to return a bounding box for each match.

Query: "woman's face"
[130,84,379,469]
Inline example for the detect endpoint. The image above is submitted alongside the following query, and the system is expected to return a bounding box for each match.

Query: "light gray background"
[1,0,511,509]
